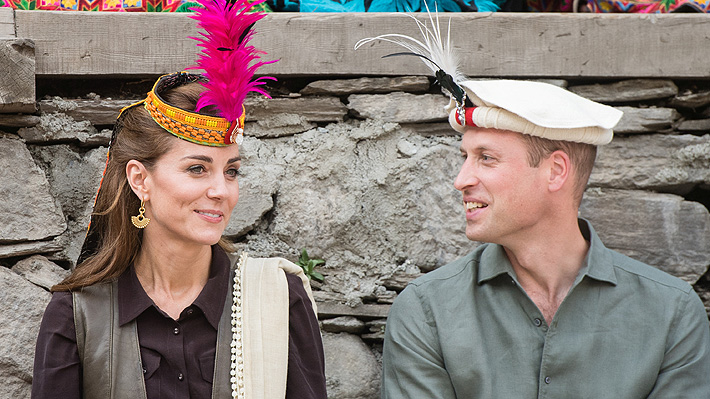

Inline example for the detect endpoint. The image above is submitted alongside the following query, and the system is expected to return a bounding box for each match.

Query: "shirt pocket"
[199,354,215,383]
[140,349,162,380]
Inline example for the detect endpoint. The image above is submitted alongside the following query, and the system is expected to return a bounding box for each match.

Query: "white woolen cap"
[446,80,624,145]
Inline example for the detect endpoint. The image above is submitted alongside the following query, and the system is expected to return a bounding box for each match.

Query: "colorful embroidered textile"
[266,0,506,12]
[586,0,708,12]
[0,0,271,12]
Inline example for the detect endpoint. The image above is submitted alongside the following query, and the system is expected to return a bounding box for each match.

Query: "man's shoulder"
[609,249,694,295]
[406,245,486,292]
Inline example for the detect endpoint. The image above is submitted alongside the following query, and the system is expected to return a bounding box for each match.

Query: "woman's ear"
[126,160,151,201]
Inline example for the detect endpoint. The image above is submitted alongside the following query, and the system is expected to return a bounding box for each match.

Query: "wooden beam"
[0,38,35,113]
[0,8,14,38]
[15,11,710,78]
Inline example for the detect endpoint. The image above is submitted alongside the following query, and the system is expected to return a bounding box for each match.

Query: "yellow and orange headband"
[119,72,246,146]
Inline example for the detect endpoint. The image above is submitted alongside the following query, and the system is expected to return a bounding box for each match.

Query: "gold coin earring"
[131,199,151,229]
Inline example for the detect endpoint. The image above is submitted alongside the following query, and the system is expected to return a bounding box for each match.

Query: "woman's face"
[140,137,241,249]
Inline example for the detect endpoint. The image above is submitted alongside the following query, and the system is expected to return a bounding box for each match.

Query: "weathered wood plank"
[0,38,35,113]
[15,11,710,78]
[0,8,14,38]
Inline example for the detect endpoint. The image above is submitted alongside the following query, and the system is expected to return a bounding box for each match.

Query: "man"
[381,79,710,398]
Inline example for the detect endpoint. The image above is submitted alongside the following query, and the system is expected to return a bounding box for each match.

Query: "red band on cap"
[456,107,477,127]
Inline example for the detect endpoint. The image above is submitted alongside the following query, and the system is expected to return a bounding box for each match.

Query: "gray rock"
[669,90,710,109]
[323,332,380,399]
[248,114,316,138]
[17,112,98,144]
[0,138,66,243]
[0,266,52,399]
[580,188,710,284]
[677,118,710,132]
[12,255,70,290]
[347,92,449,123]
[590,134,710,194]
[613,106,680,134]
[245,96,347,123]
[39,97,137,126]
[301,76,430,96]
[321,316,366,334]
[362,319,387,341]
[0,240,63,259]
[569,79,678,103]
[246,120,473,302]
[29,145,107,265]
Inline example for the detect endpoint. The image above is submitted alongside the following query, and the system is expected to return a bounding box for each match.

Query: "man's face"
[454,128,549,246]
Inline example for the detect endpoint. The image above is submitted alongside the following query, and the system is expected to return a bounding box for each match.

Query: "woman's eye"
[226,168,240,178]
[188,165,205,174]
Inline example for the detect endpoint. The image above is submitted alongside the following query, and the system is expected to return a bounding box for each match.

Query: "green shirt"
[382,221,710,399]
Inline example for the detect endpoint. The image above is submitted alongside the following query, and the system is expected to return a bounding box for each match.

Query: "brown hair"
[520,134,597,207]
[53,82,233,292]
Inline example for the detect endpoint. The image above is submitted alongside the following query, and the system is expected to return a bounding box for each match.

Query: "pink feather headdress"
[190,0,277,141]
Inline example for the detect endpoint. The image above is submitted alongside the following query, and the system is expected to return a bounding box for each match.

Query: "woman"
[32,1,327,397]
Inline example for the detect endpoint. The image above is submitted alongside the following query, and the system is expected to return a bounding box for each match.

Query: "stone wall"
[1,75,709,399]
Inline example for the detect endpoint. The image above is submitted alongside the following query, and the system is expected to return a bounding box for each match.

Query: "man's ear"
[547,150,571,193]
[126,160,151,201]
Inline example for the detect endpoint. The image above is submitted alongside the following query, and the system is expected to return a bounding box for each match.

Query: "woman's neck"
[134,239,212,319]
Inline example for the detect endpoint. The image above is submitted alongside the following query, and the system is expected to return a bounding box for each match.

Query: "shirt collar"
[477,219,617,286]
[118,244,231,329]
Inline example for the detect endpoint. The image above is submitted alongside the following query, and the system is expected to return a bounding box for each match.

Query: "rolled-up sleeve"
[381,284,456,399]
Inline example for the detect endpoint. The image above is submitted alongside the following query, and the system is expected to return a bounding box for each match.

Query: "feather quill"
[189,0,276,121]
[354,5,466,103]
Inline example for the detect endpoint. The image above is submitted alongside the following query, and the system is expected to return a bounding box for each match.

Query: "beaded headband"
[119,72,247,147]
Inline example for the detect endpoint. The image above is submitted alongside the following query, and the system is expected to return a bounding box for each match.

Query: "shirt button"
[142,368,146,374]
[178,373,184,381]
[534,318,542,327]
[173,327,180,335]
[186,308,194,316]
[544,376,551,384]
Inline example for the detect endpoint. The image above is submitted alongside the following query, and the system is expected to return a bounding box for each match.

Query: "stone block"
[613,106,680,134]
[590,134,710,193]
[317,302,391,320]
[0,138,66,243]
[244,96,347,123]
[0,39,35,114]
[12,255,70,291]
[0,266,51,399]
[677,118,710,132]
[669,90,710,109]
[580,188,710,284]
[323,332,380,399]
[39,97,137,126]
[569,79,678,103]
[17,112,98,144]
[301,76,430,96]
[0,240,63,259]
[347,92,448,123]
[29,145,107,265]
[321,316,366,334]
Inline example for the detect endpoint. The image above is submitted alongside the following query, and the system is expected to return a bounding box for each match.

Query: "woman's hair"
[53,82,233,292]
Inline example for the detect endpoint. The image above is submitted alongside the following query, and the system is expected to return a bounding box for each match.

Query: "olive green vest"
[73,273,234,399]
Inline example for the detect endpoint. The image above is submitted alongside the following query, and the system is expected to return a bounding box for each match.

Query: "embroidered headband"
[354,8,623,145]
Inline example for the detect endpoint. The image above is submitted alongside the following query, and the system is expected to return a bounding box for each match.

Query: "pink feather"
[189,0,277,121]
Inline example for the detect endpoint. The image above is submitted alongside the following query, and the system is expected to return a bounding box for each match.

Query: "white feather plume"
[354,5,466,84]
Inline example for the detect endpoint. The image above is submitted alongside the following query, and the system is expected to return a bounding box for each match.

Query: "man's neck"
[502,216,590,324]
